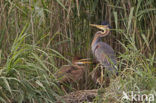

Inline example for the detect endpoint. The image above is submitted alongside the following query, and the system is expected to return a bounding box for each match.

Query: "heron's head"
[90,22,111,37]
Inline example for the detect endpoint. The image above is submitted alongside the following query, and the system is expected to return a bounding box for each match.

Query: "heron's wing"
[94,42,117,72]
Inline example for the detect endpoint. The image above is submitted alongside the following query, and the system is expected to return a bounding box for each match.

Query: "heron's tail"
[105,65,118,76]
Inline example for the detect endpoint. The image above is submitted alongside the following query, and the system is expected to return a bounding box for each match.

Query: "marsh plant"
[0,0,155,102]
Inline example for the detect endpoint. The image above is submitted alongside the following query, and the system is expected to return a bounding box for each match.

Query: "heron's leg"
[77,82,80,90]
[100,65,104,88]
[61,85,67,94]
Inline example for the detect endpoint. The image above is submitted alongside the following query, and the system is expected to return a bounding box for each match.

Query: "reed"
[0,0,155,102]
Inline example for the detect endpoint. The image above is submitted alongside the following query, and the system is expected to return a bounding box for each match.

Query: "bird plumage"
[91,25,117,75]
[55,65,85,83]
[54,57,91,83]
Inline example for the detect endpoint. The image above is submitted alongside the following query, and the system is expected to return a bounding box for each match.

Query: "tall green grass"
[0,24,64,102]
[0,0,156,102]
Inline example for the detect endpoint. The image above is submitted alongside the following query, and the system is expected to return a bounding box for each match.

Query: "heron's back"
[93,42,117,72]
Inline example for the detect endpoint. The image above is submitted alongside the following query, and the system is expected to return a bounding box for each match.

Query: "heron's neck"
[92,33,102,46]
[91,33,102,52]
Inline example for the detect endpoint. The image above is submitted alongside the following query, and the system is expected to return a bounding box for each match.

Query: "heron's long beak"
[75,58,92,65]
[75,61,92,65]
[78,58,92,61]
[90,24,108,30]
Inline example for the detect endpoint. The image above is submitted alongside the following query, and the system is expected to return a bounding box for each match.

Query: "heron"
[90,22,117,86]
[54,57,91,89]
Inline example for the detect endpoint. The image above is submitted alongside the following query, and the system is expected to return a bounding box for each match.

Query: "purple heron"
[54,57,91,84]
[90,22,117,86]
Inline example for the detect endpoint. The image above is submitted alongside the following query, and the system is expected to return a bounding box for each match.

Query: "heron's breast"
[94,43,116,61]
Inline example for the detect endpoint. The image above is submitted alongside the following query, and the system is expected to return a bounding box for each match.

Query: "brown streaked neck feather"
[91,30,110,46]
[91,32,102,47]
[91,32,102,55]
[91,31,110,54]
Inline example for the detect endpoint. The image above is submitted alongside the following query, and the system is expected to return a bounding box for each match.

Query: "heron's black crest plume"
[101,21,109,25]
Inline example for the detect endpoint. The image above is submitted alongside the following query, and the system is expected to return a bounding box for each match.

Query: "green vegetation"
[0,0,156,102]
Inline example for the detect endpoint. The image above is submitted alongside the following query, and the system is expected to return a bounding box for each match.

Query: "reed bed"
[0,0,156,102]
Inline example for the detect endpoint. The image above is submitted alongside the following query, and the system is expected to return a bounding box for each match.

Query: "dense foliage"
[0,0,155,102]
